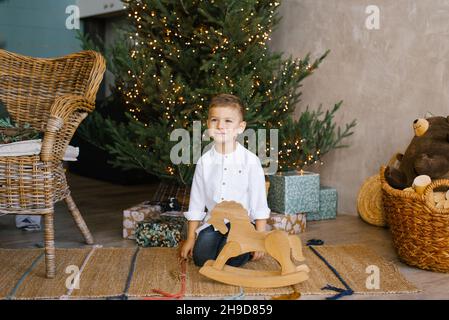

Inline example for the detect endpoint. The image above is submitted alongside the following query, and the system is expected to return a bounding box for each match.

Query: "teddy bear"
[385,116,449,190]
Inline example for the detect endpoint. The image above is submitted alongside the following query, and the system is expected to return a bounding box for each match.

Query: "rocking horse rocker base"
[200,260,310,288]
[198,201,311,289]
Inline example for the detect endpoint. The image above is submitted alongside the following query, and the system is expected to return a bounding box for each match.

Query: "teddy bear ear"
[425,111,434,119]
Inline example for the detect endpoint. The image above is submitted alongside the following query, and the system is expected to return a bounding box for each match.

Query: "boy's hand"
[179,238,195,260]
[180,220,200,260]
[251,251,264,261]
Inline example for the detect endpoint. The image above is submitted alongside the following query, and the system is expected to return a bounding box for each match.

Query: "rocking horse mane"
[209,201,251,224]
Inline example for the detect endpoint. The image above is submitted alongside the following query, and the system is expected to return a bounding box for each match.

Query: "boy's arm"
[247,159,271,221]
[184,160,207,221]
[181,160,206,259]
[255,219,267,232]
[186,220,201,240]
[180,220,201,259]
[252,219,268,260]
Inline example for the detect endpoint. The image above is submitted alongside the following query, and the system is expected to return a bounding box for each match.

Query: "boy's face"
[207,106,246,145]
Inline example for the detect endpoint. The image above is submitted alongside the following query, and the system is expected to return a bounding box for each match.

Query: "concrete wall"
[0,0,81,57]
[2,0,448,214]
[270,0,449,215]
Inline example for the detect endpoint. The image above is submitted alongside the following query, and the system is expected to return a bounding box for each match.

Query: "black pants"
[192,224,251,267]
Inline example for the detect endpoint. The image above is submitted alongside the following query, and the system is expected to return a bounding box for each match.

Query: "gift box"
[307,186,338,221]
[266,212,307,234]
[122,202,162,240]
[267,171,320,214]
[135,214,187,247]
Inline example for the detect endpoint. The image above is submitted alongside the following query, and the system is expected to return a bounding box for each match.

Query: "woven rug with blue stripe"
[0,244,418,300]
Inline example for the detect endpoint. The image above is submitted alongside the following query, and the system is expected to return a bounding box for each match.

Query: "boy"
[180,93,270,267]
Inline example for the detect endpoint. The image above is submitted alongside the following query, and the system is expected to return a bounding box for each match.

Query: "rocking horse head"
[208,201,250,235]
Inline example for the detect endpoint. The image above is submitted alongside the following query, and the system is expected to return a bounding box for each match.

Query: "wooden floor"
[1,172,448,300]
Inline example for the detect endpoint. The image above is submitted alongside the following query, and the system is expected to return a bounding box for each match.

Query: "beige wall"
[270,0,449,215]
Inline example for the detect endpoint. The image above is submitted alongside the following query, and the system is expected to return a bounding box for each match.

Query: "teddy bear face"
[421,116,449,140]
[413,118,429,136]
[385,115,449,189]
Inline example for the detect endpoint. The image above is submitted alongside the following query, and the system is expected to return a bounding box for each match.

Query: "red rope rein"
[144,258,187,300]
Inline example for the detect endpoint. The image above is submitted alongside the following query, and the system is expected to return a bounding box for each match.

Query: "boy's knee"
[226,253,251,267]
[193,258,204,267]
[193,252,208,267]
[193,246,217,267]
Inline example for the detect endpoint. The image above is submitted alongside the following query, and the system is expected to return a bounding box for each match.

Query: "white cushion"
[0,139,79,161]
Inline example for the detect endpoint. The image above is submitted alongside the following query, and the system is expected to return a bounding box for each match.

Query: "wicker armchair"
[0,49,106,278]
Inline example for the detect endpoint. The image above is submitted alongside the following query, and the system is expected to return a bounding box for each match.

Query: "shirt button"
[221,197,224,200]
[224,168,227,171]
[239,170,242,173]
[222,182,226,185]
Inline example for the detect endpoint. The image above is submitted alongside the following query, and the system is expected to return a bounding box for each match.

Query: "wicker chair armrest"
[40,95,94,162]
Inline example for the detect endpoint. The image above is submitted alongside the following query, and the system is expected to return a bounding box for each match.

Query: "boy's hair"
[209,93,245,120]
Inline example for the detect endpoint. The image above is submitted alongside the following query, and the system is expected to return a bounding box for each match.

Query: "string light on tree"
[97,0,356,184]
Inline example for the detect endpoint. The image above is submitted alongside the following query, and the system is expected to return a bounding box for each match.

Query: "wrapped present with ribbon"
[135,214,187,247]
[307,186,338,221]
[267,170,320,214]
[266,212,307,234]
[122,202,162,240]
[123,198,187,240]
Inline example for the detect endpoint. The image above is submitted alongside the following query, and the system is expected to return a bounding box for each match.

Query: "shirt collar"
[210,142,244,163]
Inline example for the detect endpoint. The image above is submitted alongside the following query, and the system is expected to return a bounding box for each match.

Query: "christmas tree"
[78,0,356,185]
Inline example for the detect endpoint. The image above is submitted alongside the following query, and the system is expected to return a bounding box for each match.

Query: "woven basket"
[380,166,449,273]
[357,175,386,227]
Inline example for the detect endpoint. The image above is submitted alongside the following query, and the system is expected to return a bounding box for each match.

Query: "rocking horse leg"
[296,264,310,273]
[212,241,242,271]
[289,235,305,262]
[265,231,297,275]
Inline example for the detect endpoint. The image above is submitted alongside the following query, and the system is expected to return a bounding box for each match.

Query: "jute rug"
[0,244,418,300]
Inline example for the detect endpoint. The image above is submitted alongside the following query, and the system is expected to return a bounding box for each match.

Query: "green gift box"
[267,170,320,214]
[307,186,337,221]
[135,214,187,247]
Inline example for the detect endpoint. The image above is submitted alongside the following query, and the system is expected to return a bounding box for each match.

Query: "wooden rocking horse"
[199,201,310,288]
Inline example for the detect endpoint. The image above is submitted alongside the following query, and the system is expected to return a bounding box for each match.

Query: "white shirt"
[184,141,271,233]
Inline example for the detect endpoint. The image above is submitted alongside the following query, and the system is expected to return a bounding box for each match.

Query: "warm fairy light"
[117,1,330,174]
[167,166,175,175]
